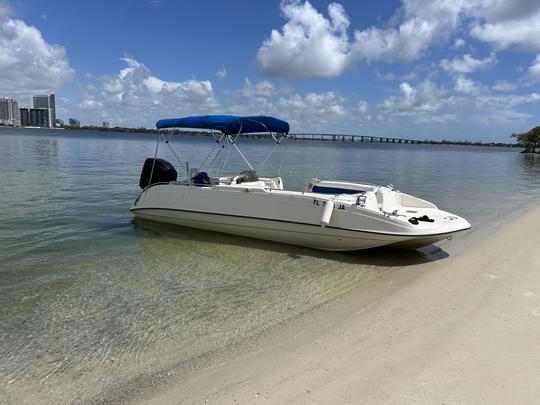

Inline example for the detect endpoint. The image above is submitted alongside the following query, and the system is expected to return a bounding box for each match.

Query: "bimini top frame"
[153,115,290,180]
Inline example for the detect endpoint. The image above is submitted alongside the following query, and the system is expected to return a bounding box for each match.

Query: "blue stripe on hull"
[130,206,468,238]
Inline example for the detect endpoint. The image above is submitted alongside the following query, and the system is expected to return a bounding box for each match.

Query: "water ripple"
[1,129,540,403]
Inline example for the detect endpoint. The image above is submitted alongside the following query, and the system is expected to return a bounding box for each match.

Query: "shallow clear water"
[1,128,539,403]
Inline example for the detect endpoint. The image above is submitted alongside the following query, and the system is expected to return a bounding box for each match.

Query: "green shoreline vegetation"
[62,125,522,148]
[512,126,540,153]
[2,123,535,149]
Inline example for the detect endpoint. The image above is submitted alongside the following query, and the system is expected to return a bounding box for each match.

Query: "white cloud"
[279,91,346,115]
[381,81,442,113]
[73,53,540,135]
[471,18,540,51]
[256,1,350,78]
[235,78,280,99]
[256,0,540,80]
[452,38,466,49]
[377,80,458,124]
[226,79,360,131]
[527,54,540,83]
[477,92,540,109]
[454,76,482,95]
[142,76,166,93]
[75,58,358,132]
[256,0,463,77]
[216,65,227,79]
[440,53,496,75]
[0,14,74,99]
[357,100,368,114]
[377,74,540,127]
[79,99,102,109]
[351,0,540,62]
[78,58,217,126]
[277,91,349,130]
[375,70,416,81]
[473,0,540,22]
[351,0,465,63]
[492,80,517,92]
[257,0,465,77]
[470,1,540,51]
[474,91,540,123]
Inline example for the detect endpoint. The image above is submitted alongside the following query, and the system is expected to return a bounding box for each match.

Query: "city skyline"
[1,0,540,141]
[0,93,60,128]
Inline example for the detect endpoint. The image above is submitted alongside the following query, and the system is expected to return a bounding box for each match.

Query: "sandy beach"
[136,204,540,405]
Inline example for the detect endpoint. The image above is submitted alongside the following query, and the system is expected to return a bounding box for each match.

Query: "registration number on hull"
[313,199,346,211]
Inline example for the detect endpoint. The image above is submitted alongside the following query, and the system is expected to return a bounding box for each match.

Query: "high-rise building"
[49,94,56,123]
[103,121,113,128]
[28,108,50,127]
[0,97,21,126]
[69,118,80,127]
[32,94,55,127]
[20,108,30,126]
[20,107,52,127]
[12,100,20,126]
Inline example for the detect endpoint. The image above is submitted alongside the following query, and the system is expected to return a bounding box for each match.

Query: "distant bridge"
[288,133,424,144]
[238,132,425,144]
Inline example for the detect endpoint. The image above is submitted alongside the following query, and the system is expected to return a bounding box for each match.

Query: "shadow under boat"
[131,217,449,266]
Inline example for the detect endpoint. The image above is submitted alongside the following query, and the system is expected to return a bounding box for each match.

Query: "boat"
[131,115,471,251]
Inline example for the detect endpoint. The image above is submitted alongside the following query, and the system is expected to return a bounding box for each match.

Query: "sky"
[1,0,540,141]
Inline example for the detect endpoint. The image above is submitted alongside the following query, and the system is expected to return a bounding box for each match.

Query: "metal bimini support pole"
[164,130,187,169]
[257,139,280,171]
[256,132,288,173]
[277,134,288,176]
[229,135,254,170]
[199,131,225,169]
[251,118,278,172]
[156,129,191,181]
[147,133,161,190]
[245,117,290,176]
[206,133,228,172]
[230,123,254,170]
[219,135,231,177]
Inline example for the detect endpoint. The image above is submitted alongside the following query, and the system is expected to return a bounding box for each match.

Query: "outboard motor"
[139,158,177,189]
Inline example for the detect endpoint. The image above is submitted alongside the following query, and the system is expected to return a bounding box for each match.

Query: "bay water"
[1,128,539,403]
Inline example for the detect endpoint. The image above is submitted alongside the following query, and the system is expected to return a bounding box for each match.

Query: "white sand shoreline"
[137,204,540,405]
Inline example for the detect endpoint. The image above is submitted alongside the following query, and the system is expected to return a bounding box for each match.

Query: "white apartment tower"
[0,97,21,126]
[32,94,56,127]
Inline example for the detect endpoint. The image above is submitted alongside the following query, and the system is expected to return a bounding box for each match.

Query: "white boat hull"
[131,183,470,251]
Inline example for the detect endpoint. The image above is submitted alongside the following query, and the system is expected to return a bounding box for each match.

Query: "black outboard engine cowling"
[139,158,177,189]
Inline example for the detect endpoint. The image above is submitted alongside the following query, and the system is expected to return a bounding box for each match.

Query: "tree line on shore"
[512,126,540,153]
[56,124,540,151]
[58,126,523,148]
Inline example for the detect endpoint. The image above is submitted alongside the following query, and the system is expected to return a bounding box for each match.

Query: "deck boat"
[131,115,471,251]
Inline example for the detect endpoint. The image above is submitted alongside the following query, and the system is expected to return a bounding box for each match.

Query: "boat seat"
[229,180,267,188]
[264,179,279,189]
[192,171,211,186]
[235,170,259,184]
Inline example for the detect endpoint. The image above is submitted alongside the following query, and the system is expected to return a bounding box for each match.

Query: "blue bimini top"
[156,115,289,135]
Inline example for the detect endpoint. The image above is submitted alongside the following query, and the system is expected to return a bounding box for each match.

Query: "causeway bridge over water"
[239,132,424,144]
[287,133,424,144]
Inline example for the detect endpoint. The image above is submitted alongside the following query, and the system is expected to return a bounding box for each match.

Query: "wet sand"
[138,205,540,405]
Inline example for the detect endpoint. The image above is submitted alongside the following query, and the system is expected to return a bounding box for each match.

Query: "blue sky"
[1,0,540,141]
